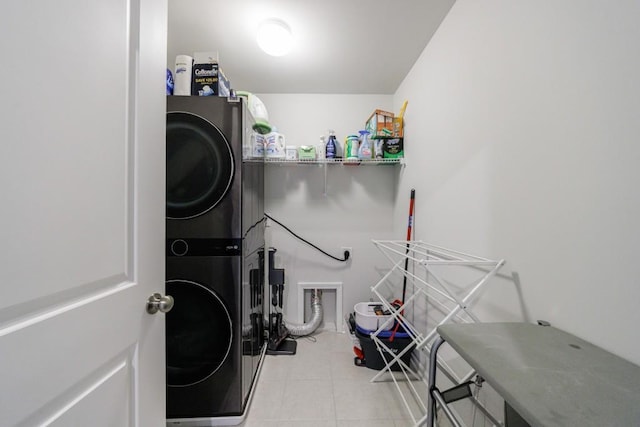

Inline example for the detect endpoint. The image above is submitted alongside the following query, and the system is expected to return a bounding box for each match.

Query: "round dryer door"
[166,280,233,387]
[166,111,234,219]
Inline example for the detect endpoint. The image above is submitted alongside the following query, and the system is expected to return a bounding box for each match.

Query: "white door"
[0,0,168,426]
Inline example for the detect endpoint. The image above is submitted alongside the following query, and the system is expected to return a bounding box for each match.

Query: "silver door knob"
[146,293,174,314]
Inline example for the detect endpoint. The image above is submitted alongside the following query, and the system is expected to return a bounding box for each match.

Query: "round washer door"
[166,280,233,387]
[166,111,234,219]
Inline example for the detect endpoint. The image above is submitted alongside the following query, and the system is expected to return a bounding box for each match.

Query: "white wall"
[394,0,640,366]
[257,94,403,329]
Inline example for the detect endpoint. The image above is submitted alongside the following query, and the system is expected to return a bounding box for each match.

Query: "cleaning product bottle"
[166,69,174,95]
[374,139,384,159]
[326,130,337,159]
[358,130,372,160]
[317,136,326,160]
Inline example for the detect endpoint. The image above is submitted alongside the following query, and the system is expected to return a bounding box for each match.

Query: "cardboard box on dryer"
[191,51,218,96]
[191,51,231,97]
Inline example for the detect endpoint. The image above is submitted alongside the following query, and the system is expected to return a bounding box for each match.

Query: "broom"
[389,188,415,341]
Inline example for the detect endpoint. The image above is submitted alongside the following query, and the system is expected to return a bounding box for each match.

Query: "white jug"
[265,131,286,158]
[251,133,266,158]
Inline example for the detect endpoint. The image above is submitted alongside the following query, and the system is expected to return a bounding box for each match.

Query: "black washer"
[166,280,233,387]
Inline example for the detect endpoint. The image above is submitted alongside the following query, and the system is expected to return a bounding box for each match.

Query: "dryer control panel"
[167,238,242,257]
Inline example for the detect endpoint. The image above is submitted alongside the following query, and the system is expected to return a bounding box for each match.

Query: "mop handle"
[401,189,416,303]
[406,189,415,241]
[391,189,416,342]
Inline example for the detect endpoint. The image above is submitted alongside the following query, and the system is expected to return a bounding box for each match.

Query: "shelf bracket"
[323,162,328,196]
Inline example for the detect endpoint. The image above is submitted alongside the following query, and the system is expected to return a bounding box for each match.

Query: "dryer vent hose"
[285,289,323,337]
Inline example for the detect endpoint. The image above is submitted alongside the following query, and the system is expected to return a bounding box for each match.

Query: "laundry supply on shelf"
[191,51,232,97]
[345,134,359,160]
[357,130,372,160]
[365,109,394,139]
[383,138,404,159]
[236,91,272,134]
[374,139,384,159]
[166,69,174,95]
[325,130,337,159]
[285,145,297,160]
[316,136,325,160]
[173,55,193,96]
[363,101,407,159]
[298,145,316,160]
[265,128,286,159]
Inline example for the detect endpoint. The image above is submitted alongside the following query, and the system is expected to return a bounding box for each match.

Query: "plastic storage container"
[354,302,393,331]
[345,134,359,160]
[355,327,415,371]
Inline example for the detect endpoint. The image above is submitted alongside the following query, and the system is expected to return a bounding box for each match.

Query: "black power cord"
[264,213,350,262]
[243,216,266,239]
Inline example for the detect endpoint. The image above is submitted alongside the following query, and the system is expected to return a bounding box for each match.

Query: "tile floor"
[239,330,428,427]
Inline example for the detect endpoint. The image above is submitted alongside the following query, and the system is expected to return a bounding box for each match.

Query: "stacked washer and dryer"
[165,96,265,426]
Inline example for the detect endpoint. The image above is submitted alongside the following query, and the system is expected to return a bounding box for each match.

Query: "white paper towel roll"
[173,55,193,96]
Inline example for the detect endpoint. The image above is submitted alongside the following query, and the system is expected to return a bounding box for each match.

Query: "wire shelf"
[244,157,402,165]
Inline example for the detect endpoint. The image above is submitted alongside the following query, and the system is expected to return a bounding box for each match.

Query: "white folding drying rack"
[368,239,505,426]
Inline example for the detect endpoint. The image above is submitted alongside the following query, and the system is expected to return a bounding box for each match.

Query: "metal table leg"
[426,336,446,427]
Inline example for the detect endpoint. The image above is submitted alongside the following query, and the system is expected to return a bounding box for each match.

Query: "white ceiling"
[167,0,455,94]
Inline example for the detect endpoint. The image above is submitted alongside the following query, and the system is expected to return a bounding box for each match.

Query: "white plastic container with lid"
[346,134,359,159]
[285,145,297,160]
[354,302,393,331]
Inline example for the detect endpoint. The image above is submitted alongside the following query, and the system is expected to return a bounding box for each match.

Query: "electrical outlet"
[341,247,352,260]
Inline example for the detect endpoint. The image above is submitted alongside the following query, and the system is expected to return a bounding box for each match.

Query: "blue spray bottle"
[358,130,372,160]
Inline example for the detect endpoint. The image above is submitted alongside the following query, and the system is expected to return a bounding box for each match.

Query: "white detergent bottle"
[317,136,326,160]
[265,127,286,158]
[358,130,372,160]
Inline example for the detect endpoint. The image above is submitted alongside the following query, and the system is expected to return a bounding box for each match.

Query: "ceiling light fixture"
[256,19,293,57]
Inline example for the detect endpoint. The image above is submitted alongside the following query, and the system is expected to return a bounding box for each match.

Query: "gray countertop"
[437,322,640,427]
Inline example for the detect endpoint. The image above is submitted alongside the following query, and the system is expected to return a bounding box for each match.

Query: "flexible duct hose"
[284,289,323,337]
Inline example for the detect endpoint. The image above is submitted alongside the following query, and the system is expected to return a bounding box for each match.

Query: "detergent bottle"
[265,127,286,159]
[326,130,337,159]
